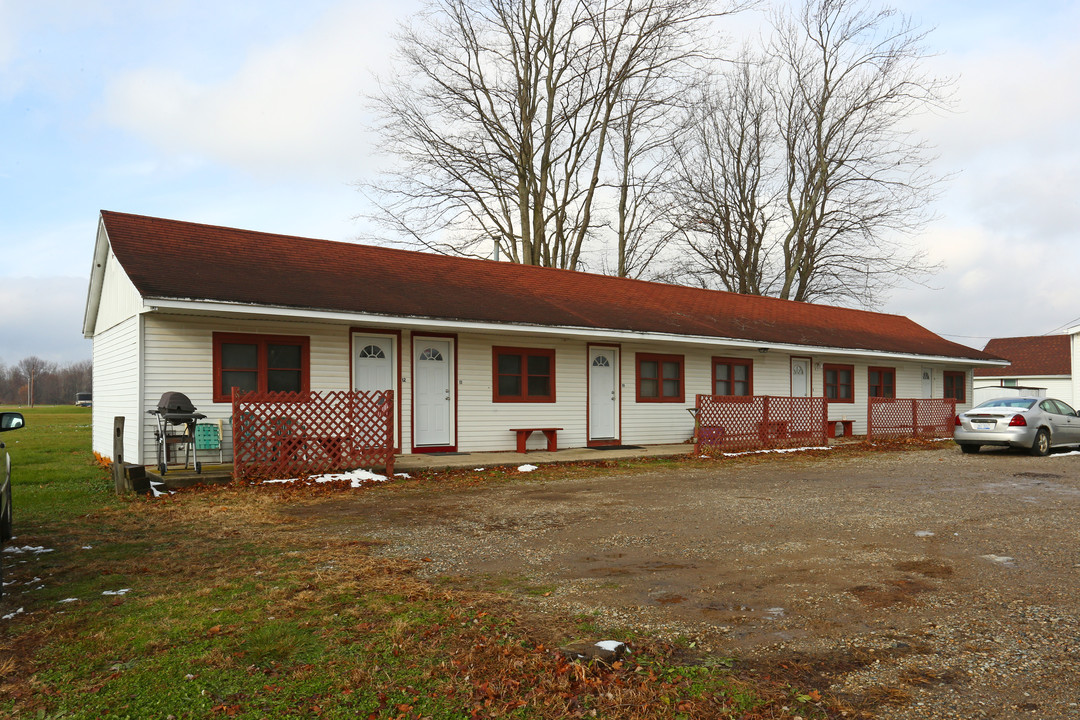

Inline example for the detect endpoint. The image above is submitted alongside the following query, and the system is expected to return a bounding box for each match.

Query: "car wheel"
[1030,428,1051,457]
[960,444,980,454]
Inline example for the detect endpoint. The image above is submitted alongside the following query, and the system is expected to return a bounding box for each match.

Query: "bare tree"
[668,0,947,305]
[667,52,776,293]
[16,356,52,408]
[363,0,726,274]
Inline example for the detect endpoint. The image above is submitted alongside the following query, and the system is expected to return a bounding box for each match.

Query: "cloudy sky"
[2,0,1079,365]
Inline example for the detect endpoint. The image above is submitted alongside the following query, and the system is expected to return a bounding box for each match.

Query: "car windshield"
[975,398,1037,410]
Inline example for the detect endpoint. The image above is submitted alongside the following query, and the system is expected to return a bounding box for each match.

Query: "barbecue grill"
[147,392,207,474]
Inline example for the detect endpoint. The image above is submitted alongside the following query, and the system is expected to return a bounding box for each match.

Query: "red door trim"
[410,332,458,454]
[349,327,403,453]
[586,343,622,447]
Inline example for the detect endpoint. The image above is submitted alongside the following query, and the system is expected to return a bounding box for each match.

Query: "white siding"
[91,315,141,462]
[974,376,1072,406]
[93,249,142,335]
[1073,332,1080,407]
[432,332,587,452]
[139,315,353,464]
[127,313,987,459]
[621,343,706,445]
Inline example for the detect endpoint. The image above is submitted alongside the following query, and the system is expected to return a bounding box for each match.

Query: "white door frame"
[351,331,399,449]
[588,345,620,444]
[411,335,456,451]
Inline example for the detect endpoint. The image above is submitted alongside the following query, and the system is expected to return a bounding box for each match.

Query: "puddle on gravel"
[699,601,787,622]
[849,578,933,608]
[580,554,697,577]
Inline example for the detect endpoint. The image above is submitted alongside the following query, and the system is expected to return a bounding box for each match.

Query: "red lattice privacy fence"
[867,398,956,439]
[695,395,828,455]
[231,390,394,480]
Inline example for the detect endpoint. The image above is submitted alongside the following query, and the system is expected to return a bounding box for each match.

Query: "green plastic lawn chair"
[194,419,224,464]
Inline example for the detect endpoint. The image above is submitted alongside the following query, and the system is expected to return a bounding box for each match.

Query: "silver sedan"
[954,396,1080,456]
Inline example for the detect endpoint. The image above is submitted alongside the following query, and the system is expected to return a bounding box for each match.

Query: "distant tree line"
[0,357,92,407]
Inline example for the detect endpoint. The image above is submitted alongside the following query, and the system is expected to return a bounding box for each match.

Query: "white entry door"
[589,347,618,440]
[922,367,933,398]
[414,339,453,447]
[353,334,396,444]
[791,358,810,397]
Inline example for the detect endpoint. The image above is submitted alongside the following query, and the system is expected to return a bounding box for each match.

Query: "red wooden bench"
[510,427,562,453]
[826,419,854,438]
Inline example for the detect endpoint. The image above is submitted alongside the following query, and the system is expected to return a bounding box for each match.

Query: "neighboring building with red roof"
[83,211,1005,464]
[973,335,1074,405]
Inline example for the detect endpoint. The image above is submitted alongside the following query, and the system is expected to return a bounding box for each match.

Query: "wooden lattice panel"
[231,390,394,480]
[867,398,956,439]
[695,395,827,455]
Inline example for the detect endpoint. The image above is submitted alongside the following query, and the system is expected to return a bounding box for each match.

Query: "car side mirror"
[0,413,25,432]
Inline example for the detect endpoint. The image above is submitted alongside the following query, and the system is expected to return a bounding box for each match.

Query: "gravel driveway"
[288,446,1080,719]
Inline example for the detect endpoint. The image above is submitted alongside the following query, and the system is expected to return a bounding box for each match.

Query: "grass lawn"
[0,406,842,719]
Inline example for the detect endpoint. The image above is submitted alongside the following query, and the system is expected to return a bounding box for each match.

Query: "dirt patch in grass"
[1,478,840,719]
[8,432,1080,719]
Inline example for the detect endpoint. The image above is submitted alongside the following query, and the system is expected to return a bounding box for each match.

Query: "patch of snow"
[58,598,78,604]
[473,468,486,472]
[2,608,24,620]
[3,546,54,555]
[1049,450,1080,457]
[517,464,539,472]
[982,554,1015,566]
[393,472,411,478]
[81,546,93,550]
[721,446,831,458]
[915,530,935,538]
[265,469,390,487]
[102,588,131,596]
[594,640,625,652]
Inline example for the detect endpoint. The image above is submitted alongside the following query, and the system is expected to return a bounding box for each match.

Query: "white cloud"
[102,1,411,181]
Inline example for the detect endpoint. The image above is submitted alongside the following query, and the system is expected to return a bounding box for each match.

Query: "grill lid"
[157,391,197,414]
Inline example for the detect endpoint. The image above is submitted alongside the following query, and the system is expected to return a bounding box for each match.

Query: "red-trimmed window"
[636,353,684,403]
[868,366,896,399]
[493,347,555,402]
[823,363,854,402]
[944,370,966,403]
[713,357,753,396]
[213,332,310,402]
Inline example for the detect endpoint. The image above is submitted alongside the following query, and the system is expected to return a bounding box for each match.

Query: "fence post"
[112,416,130,494]
[231,388,242,481]
[867,399,873,440]
[385,390,395,475]
[821,398,828,444]
[761,396,771,445]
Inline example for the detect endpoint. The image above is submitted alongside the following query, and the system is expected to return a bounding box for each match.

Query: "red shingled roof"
[975,335,1071,376]
[99,211,997,361]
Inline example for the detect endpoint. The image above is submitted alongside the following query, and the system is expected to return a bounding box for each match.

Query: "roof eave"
[82,215,111,338]
[140,297,1007,367]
